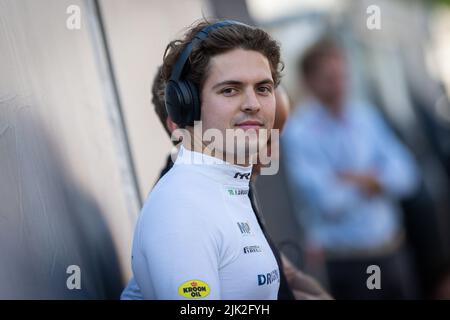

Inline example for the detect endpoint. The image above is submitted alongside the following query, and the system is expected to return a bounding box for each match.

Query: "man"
[282,38,420,299]
[126,19,283,300]
[122,19,330,300]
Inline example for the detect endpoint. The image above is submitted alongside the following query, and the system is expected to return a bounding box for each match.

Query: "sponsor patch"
[243,245,262,254]
[237,222,251,235]
[178,280,210,299]
[258,269,280,286]
[234,172,250,180]
[227,188,249,196]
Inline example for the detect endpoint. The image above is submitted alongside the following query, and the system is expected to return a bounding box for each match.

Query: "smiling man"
[126,20,285,299]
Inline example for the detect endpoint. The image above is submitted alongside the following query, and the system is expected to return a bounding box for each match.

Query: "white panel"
[0,0,139,298]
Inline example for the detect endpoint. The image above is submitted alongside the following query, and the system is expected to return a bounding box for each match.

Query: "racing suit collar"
[175,145,253,186]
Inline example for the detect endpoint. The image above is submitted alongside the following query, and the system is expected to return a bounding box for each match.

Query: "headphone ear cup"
[177,80,195,127]
[166,79,200,128]
[165,80,185,127]
[185,80,201,124]
[165,79,198,128]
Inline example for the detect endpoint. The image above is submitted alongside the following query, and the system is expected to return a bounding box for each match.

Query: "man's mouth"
[234,120,264,131]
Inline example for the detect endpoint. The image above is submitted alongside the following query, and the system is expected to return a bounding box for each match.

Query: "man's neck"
[184,134,253,167]
[192,145,253,167]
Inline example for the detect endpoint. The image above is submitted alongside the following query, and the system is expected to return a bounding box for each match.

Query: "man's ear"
[165,116,179,134]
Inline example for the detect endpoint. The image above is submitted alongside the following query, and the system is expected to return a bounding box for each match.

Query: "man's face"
[307,54,347,111]
[199,48,276,163]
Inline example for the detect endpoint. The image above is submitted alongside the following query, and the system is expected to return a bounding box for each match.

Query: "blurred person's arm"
[337,171,382,197]
[364,106,420,198]
[282,126,363,219]
[333,106,419,199]
[281,254,333,300]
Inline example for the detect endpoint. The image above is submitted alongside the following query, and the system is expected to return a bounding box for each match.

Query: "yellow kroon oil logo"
[178,280,210,299]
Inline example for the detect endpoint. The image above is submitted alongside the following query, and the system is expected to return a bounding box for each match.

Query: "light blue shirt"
[282,99,419,252]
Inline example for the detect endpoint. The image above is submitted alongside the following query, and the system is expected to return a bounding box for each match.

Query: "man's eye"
[221,88,237,96]
[257,86,272,94]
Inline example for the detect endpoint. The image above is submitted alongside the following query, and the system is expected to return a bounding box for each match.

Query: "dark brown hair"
[162,19,283,92]
[151,66,173,139]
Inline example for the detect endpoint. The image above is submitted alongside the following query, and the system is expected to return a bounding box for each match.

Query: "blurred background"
[0,0,449,299]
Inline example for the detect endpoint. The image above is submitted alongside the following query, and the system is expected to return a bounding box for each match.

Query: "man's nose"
[241,88,261,113]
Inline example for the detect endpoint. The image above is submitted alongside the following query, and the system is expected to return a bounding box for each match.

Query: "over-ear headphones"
[164,20,248,128]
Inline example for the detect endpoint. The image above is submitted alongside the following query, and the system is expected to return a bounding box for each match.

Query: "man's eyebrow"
[212,80,243,90]
[212,78,274,90]
[256,78,275,86]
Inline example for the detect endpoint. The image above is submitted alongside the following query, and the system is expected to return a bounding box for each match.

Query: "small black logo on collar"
[234,172,250,180]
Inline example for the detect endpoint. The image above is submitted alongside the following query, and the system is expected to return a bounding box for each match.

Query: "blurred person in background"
[282,38,421,299]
